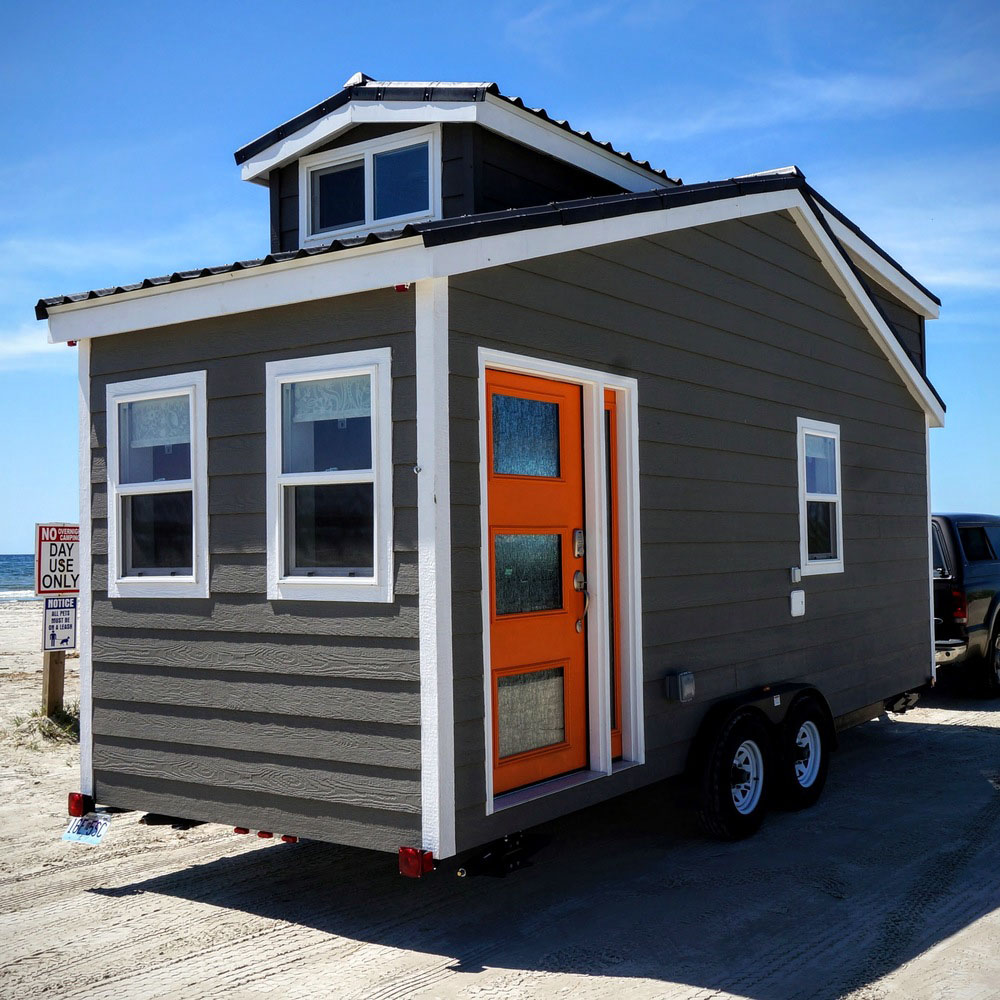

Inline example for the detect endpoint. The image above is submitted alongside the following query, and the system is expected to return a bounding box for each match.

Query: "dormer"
[235,73,680,253]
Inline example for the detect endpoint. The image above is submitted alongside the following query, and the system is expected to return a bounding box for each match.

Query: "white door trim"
[478,348,644,815]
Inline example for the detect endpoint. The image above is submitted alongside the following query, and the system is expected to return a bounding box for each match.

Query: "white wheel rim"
[730,739,764,814]
[794,721,821,788]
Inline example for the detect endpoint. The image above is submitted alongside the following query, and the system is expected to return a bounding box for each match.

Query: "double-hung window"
[298,125,441,245]
[106,372,208,598]
[797,417,844,575]
[266,349,393,602]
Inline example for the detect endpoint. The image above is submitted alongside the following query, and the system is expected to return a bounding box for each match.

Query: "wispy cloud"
[595,47,1000,143]
[0,323,74,373]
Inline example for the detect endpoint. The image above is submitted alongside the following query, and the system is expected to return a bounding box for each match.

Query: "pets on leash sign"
[36,524,80,653]
[35,523,80,596]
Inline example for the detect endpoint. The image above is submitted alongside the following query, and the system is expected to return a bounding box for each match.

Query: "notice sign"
[43,597,77,651]
[35,523,80,596]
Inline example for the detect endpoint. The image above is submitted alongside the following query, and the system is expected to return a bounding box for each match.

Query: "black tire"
[698,710,771,840]
[776,696,830,810]
[981,627,1000,697]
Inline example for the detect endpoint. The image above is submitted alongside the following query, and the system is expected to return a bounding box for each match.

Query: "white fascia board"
[818,206,940,320]
[477,95,672,193]
[240,101,478,182]
[788,200,945,428]
[46,186,944,426]
[239,95,671,192]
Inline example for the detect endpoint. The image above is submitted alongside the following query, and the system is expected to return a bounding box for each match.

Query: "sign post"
[34,524,80,717]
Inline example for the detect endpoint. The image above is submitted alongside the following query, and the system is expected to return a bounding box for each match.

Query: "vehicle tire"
[776,696,830,810]
[698,710,771,840]
[981,627,1000,697]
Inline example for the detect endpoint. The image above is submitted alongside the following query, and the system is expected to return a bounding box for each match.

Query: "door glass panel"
[497,667,565,758]
[492,394,560,477]
[494,534,562,614]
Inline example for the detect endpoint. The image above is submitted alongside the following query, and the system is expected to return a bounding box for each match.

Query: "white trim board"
[817,206,940,320]
[239,95,671,192]
[78,338,93,797]
[477,349,644,816]
[46,187,944,427]
[415,278,456,858]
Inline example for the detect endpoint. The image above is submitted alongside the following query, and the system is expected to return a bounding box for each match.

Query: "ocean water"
[0,554,38,601]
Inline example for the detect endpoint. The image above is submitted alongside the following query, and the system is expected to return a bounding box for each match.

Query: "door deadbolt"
[573,529,585,558]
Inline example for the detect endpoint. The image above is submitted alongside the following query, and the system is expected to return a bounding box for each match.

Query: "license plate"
[63,812,111,845]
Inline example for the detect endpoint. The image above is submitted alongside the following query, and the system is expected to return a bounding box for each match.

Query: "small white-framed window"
[265,348,393,603]
[298,125,441,245]
[106,371,209,598]
[797,417,844,576]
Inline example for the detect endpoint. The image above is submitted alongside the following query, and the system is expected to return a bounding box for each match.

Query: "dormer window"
[299,125,441,244]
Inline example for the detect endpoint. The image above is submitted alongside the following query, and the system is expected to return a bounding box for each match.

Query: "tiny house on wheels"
[38,75,945,872]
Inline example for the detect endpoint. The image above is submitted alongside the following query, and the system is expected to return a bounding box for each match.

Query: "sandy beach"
[0,593,997,996]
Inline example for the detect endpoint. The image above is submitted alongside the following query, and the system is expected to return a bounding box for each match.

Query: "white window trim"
[298,124,442,246]
[797,416,845,576]
[265,348,393,603]
[478,348,645,815]
[106,371,208,599]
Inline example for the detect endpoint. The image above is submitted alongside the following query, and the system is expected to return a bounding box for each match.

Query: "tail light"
[68,792,95,817]
[234,827,250,835]
[280,835,298,844]
[257,831,274,839]
[951,589,968,625]
[398,846,434,878]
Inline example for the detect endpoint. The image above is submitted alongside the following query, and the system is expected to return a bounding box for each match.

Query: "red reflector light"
[68,792,94,817]
[233,827,249,835]
[280,835,298,844]
[394,283,411,292]
[951,589,968,624]
[257,831,274,839]
[398,846,434,878]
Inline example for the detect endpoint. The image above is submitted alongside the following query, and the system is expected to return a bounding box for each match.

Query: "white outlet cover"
[790,589,806,617]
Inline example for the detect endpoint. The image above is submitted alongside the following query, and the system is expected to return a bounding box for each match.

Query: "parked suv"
[932,513,1000,694]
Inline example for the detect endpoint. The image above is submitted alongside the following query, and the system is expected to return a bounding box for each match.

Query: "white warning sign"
[43,597,77,652]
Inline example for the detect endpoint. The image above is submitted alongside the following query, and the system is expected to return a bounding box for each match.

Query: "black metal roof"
[31,169,944,410]
[233,76,680,186]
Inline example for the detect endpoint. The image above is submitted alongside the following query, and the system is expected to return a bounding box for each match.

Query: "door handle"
[573,571,591,619]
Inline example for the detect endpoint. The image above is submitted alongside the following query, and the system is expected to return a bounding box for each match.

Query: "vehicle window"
[932,525,950,578]
[987,526,1000,560]
[958,526,996,562]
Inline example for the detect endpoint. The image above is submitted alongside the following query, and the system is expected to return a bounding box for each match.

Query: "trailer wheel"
[698,711,771,840]
[777,697,830,809]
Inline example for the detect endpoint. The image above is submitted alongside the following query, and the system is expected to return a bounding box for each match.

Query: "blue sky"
[1,0,998,552]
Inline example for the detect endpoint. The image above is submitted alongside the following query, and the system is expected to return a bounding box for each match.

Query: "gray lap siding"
[89,289,421,851]
[449,210,930,850]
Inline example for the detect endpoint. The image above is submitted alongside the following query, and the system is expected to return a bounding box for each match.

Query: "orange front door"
[486,369,588,795]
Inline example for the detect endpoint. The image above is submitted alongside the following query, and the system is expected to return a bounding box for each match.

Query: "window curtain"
[126,396,190,449]
[289,375,371,424]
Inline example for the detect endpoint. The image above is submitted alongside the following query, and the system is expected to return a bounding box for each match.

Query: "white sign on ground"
[43,597,77,651]
[35,523,80,596]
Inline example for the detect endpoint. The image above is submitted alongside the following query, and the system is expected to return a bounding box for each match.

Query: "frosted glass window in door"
[282,375,373,474]
[497,667,566,758]
[494,533,562,614]
[492,394,560,477]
